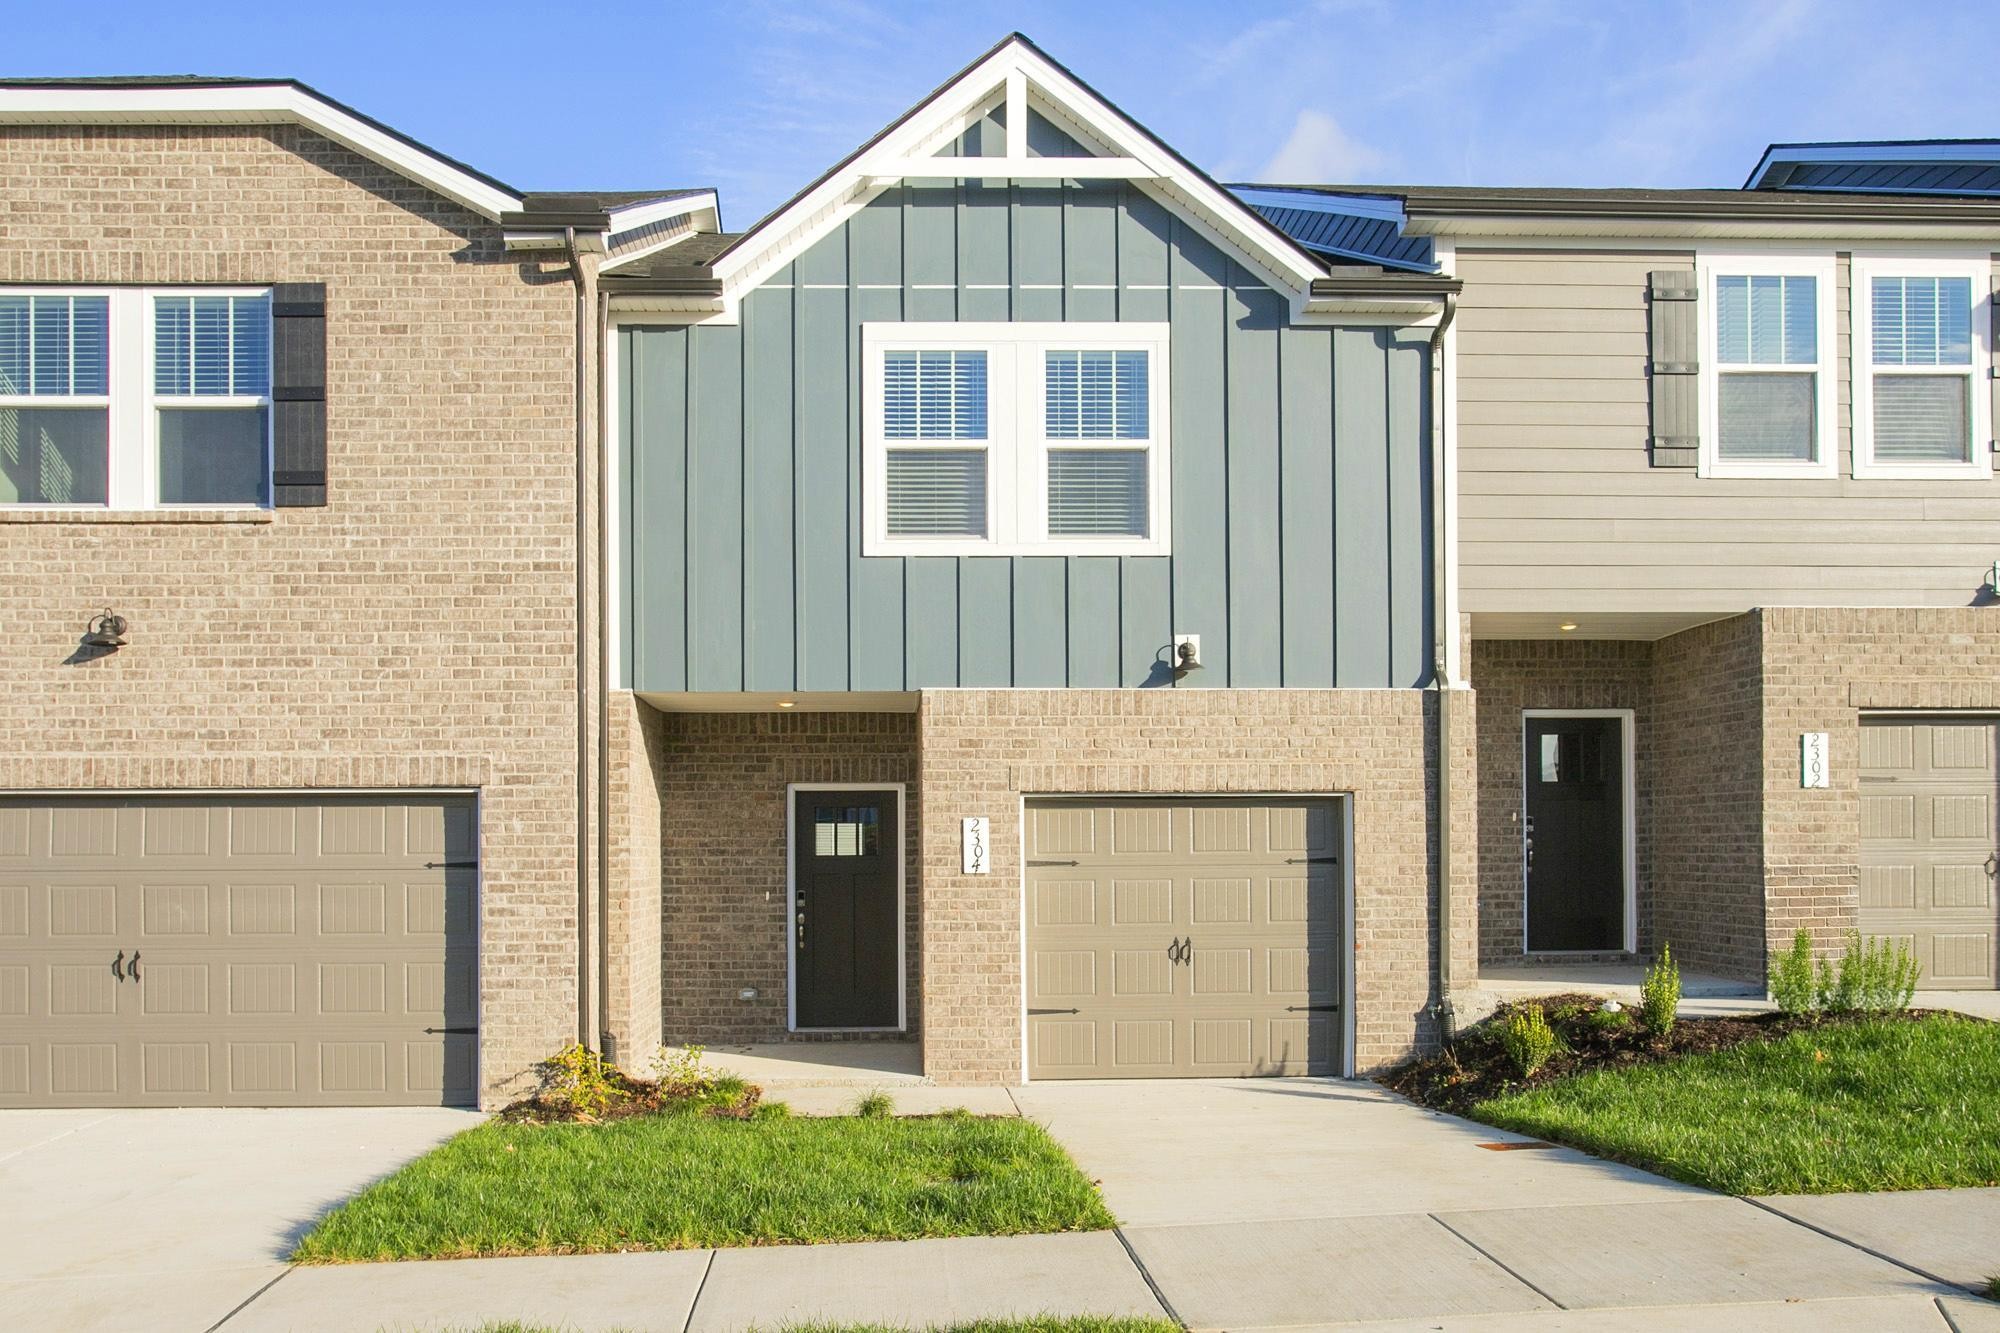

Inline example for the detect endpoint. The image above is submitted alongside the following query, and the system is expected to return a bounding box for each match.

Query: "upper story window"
[862,323,1170,557]
[1700,256,1837,478]
[1851,256,1991,480]
[0,288,273,509]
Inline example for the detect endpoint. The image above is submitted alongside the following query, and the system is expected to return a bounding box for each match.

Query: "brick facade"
[0,124,592,1105]
[915,687,1474,1083]
[654,710,920,1045]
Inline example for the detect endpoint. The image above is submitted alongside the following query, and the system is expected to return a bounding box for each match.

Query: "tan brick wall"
[1470,640,1653,965]
[655,710,919,1044]
[1651,615,1766,979]
[0,124,590,1105]
[917,688,1463,1083]
[1759,607,2000,967]
[604,693,665,1063]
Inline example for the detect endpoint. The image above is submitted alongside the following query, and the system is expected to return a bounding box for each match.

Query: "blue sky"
[12,0,1997,226]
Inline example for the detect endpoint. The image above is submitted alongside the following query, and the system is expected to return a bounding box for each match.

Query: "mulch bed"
[1379,993,1934,1117]
[497,1068,763,1125]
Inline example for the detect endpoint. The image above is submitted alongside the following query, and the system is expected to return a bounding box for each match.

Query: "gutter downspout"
[564,226,595,1053]
[595,289,614,1065]
[1428,290,1460,1044]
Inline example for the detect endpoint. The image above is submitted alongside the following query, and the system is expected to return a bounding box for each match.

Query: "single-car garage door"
[0,794,478,1106]
[1860,718,1999,989]
[1025,796,1343,1079]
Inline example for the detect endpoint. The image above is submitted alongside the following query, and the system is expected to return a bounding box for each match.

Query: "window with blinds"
[1713,273,1820,463]
[1863,274,1975,468]
[153,294,273,506]
[0,294,111,505]
[864,324,1169,555]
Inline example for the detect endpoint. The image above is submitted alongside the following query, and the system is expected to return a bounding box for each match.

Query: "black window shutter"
[1646,270,1699,468]
[271,282,328,507]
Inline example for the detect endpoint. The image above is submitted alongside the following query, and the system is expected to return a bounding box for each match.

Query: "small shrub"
[854,1090,895,1118]
[1585,1006,1633,1034]
[751,1099,793,1121]
[541,1043,619,1119]
[1826,931,1922,1013]
[1770,930,1819,1015]
[651,1043,712,1090]
[1500,1003,1561,1078]
[1639,944,1680,1037]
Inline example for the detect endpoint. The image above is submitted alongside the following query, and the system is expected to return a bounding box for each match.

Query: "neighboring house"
[0,77,716,1107]
[1239,142,2000,1004]
[8,39,1996,1113]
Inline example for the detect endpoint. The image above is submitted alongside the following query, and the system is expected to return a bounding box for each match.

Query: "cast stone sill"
[0,508,275,525]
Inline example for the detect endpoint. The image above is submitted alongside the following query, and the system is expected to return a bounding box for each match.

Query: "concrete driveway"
[0,1108,479,1333]
[1013,1079,1987,1331]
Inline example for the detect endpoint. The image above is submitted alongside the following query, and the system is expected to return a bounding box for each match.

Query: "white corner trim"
[786,783,909,1034]
[0,83,521,220]
[706,39,1323,315]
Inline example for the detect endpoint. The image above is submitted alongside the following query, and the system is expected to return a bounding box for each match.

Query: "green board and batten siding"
[620,182,1433,692]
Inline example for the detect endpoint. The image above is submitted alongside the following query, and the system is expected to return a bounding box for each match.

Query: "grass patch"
[1985,1274,1999,1302]
[1473,1014,2000,1194]
[436,1321,1176,1333]
[293,1112,1113,1262]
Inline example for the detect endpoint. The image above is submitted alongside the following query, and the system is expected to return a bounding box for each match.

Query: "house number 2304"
[961,817,990,874]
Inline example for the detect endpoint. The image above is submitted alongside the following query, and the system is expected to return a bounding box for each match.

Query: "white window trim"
[1696,252,1839,480]
[1849,251,1993,481]
[0,285,273,510]
[861,321,1171,557]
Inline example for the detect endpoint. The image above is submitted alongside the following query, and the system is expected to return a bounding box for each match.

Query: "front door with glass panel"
[1524,716,1626,952]
[793,790,900,1028]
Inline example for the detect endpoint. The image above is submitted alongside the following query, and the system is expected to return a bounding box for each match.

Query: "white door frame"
[1014,792,1357,1082]
[1520,709,1638,955]
[785,782,908,1033]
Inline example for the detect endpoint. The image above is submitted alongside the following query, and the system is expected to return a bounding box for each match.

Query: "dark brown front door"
[1525,716,1626,952]
[793,790,900,1029]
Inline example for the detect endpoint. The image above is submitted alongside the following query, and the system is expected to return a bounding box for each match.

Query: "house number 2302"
[961,817,990,874]
[1800,732,1830,789]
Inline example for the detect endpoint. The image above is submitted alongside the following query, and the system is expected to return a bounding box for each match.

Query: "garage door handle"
[111,950,124,982]
[128,950,139,982]
[424,1026,478,1035]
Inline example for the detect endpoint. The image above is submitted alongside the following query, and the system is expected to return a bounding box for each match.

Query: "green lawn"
[294,1112,1114,1262]
[1475,1014,2000,1195]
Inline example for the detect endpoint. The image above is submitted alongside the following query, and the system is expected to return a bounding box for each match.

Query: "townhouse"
[3,37,1995,1108]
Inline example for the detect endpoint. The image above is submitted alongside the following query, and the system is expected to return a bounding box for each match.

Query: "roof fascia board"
[0,83,521,219]
[708,38,1325,313]
[607,191,719,237]
[1409,215,2000,241]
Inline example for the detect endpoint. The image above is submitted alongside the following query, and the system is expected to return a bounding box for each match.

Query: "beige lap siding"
[916,688,1475,1084]
[654,710,920,1045]
[0,124,592,1106]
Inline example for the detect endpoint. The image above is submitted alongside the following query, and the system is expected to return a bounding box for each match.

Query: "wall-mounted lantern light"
[83,610,128,649]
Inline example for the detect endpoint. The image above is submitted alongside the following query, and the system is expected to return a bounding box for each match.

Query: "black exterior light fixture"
[83,610,128,649]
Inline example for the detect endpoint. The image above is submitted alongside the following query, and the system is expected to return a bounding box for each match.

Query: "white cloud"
[1257,109,1387,184]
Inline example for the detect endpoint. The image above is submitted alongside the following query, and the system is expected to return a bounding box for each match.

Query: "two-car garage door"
[1025,797,1344,1079]
[0,794,478,1107]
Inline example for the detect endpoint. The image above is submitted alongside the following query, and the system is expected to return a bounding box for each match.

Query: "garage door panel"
[0,795,478,1107]
[1860,718,1999,991]
[1025,797,1344,1080]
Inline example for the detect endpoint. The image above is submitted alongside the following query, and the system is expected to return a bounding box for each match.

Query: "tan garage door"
[0,794,478,1106]
[1025,797,1343,1079]
[1860,718,1998,989]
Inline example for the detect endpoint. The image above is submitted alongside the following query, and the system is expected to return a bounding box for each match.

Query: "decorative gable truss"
[604,35,1448,324]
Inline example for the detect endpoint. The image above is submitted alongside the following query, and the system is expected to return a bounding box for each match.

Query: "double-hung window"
[1700,256,1837,478]
[863,323,1169,556]
[0,287,273,509]
[1851,255,1991,479]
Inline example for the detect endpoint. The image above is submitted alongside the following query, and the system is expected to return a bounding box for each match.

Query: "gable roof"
[0,76,709,228]
[626,33,1450,320]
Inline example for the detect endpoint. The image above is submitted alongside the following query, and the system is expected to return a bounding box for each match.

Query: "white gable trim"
[705,38,1325,320]
[0,83,521,219]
